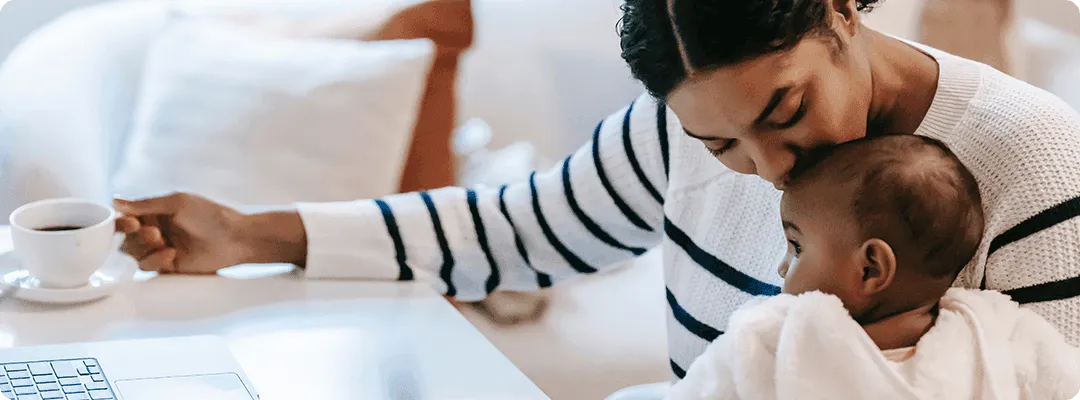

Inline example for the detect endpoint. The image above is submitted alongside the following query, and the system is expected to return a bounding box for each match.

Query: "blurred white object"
[0,0,642,216]
[605,382,672,400]
[112,17,433,205]
[453,118,551,189]
[0,116,9,182]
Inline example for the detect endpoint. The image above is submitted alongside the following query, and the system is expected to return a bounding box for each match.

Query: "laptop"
[0,336,258,400]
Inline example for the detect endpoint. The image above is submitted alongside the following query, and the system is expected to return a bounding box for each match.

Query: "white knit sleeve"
[296,92,672,301]
[978,91,1080,345]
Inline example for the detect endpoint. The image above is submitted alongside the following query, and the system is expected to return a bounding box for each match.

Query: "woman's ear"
[859,238,896,295]
[830,0,861,36]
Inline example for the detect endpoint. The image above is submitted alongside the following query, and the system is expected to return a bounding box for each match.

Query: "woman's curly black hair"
[619,0,883,98]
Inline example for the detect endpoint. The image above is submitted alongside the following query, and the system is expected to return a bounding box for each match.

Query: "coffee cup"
[9,198,117,288]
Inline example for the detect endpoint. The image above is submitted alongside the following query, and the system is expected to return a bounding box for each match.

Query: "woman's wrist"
[236,210,308,267]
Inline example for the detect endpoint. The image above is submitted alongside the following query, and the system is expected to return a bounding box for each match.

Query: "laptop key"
[82,360,97,368]
[39,390,64,400]
[50,362,77,378]
[26,363,51,376]
[76,366,90,376]
[88,389,112,399]
[8,371,30,380]
[0,383,10,391]
[10,378,33,387]
[5,364,28,372]
[11,387,33,397]
[63,384,86,394]
[86,366,100,375]
[67,393,91,400]
[84,381,107,391]
[36,383,59,392]
[58,377,80,386]
[16,394,42,400]
[32,375,56,384]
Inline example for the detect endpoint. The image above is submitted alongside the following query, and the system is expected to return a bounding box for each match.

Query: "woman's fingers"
[138,247,177,273]
[120,226,167,260]
[115,215,141,234]
[140,226,167,249]
[114,194,186,217]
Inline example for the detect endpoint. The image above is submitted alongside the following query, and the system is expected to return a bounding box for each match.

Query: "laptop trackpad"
[115,373,254,400]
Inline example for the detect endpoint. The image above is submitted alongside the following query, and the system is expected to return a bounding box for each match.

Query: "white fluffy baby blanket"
[666,289,1080,400]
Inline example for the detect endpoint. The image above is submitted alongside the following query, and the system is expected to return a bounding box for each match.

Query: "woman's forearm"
[239,210,309,267]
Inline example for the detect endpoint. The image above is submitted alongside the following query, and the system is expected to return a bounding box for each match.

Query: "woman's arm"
[980,95,1080,345]
[297,93,673,300]
[985,204,1080,345]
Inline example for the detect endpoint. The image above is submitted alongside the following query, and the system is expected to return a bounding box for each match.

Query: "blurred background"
[0,1,1075,399]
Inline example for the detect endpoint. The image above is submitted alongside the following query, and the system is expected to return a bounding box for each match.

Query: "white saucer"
[0,251,136,304]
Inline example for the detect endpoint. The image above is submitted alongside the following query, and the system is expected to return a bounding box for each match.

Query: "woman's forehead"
[666,41,826,135]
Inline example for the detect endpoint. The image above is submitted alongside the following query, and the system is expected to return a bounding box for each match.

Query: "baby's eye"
[788,240,803,256]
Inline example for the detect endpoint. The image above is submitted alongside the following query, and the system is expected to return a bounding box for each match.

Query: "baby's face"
[778,185,864,306]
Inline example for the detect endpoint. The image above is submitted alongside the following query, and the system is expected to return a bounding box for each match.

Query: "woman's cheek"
[717,152,754,175]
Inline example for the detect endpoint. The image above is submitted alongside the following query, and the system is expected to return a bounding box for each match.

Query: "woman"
[116,0,1080,381]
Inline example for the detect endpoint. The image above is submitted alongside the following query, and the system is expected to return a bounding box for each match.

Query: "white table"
[0,227,549,399]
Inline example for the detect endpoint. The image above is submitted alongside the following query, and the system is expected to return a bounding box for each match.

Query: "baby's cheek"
[780,262,807,295]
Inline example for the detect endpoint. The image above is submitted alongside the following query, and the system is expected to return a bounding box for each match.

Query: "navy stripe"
[665,218,782,296]
[374,200,413,281]
[591,120,654,232]
[529,173,598,274]
[657,102,670,178]
[990,196,1080,255]
[1003,276,1080,304]
[622,101,664,204]
[667,288,722,341]
[670,359,687,379]
[499,185,553,288]
[420,192,457,297]
[467,190,501,294]
[561,156,648,256]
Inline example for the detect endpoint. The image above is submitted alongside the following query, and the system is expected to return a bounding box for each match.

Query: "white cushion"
[112,18,433,205]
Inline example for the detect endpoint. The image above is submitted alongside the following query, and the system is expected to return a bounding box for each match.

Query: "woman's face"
[666,36,872,189]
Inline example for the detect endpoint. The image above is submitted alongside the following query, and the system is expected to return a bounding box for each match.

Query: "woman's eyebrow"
[754,86,793,125]
[683,128,723,141]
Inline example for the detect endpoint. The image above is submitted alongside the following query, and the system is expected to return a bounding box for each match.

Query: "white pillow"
[112,18,434,206]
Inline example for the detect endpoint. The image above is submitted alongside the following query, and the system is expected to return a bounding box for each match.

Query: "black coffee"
[35,225,83,232]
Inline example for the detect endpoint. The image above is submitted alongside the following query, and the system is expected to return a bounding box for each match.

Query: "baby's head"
[779,135,985,320]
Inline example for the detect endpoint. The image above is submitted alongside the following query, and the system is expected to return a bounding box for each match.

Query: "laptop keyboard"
[0,358,114,400]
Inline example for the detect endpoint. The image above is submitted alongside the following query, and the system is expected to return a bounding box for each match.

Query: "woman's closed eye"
[773,97,807,130]
[706,139,736,157]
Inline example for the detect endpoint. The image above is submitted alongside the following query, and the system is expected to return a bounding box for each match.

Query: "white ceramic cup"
[9,198,117,289]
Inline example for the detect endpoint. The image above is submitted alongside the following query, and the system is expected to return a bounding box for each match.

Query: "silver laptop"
[0,336,257,400]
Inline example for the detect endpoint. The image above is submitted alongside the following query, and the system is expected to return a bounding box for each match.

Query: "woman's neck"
[862,28,940,136]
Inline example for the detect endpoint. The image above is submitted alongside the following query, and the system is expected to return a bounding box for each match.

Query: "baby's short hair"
[790,135,985,279]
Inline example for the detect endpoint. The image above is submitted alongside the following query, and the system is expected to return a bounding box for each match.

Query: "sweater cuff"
[295,200,400,280]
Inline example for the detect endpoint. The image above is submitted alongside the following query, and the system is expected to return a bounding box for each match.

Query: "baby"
[667,135,1080,400]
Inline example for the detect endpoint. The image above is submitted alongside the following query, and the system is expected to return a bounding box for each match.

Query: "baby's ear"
[859,239,897,295]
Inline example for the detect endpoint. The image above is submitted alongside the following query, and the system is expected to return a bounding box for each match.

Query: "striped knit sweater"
[297,46,1080,378]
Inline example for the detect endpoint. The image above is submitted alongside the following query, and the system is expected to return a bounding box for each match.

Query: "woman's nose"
[752,145,797,189]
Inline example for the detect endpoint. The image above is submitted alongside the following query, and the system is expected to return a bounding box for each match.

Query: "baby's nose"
[777,259,790,279]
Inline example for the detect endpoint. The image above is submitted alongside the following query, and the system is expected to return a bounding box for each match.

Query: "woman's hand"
[114,193,307,274]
